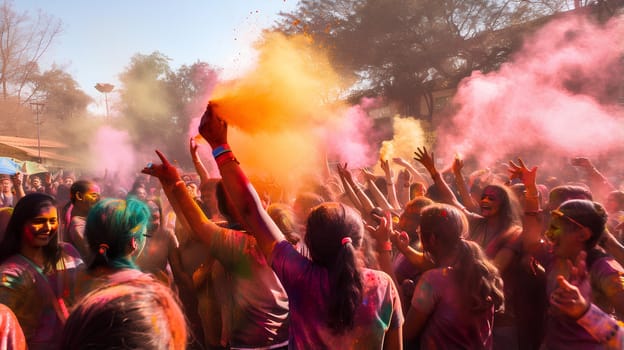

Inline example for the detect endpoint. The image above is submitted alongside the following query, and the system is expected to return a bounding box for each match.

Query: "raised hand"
[550,275,589,319]
[141,150,182,186]
[390,230,410,253]
[398,169,411,184]
[380,158,394,180]
[392,157,410,168]
[10,172,22,188]
[336,163,354,183]
[189,137,199,157]
[198,102,228,148]
[451,154,464,174]
[414,147,437,175]
[366,210,393,244]
[359,168,376,182]
[508,158,537,186]
[571,157,593,169]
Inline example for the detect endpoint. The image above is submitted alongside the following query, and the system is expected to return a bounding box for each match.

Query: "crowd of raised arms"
[0,102,622,350]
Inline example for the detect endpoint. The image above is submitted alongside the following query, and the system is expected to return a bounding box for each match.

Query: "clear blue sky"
[14,1,299,109]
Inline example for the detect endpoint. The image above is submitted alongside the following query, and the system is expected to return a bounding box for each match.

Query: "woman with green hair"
[78,197,152,294]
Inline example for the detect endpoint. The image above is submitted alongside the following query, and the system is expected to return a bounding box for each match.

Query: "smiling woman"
[0,193,84,350]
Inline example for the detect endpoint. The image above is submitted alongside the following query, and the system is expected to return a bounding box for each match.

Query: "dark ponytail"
[305,203,364,334]
[328,239,363,333]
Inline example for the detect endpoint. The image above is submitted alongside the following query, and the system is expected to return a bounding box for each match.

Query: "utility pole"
[29,102,45,163]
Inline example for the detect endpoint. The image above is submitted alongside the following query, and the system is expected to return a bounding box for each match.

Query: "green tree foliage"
[117,52,219,167]
[29,67,93,120]
[276,0,620,118]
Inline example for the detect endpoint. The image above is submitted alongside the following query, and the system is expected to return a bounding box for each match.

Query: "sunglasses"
[550,209,586,230]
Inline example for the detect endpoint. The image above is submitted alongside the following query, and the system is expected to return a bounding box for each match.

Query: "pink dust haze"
[186,65,221,178]
[437,14,624,171]
[89,126,137,189]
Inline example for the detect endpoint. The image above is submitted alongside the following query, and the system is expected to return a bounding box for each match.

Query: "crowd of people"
[0,101,622,349]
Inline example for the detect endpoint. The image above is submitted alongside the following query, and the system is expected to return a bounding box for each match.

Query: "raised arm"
[337,163,375,217]
[571,157,615,202]
[395,169,411,208]
[190,137,211,185]
[336,163,363,211]
[380,159,401,210]
[600,227,624,267]
[198,103,285,259]
[142,150,224,249]
[414,147,463,209]
[361,167,393,211]
[10,173,24,202]
[508,158,542,254]
[366,211,399,284]
[452,155,479,213]
[393,157,430,186]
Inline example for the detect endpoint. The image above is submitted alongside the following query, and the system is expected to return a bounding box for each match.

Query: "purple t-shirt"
[272,240,403,349]
[545,255,624,350]
[410,267,494,349]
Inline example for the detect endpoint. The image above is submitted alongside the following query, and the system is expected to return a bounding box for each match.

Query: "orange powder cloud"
[198,32,375,197]
[211,32,344,132]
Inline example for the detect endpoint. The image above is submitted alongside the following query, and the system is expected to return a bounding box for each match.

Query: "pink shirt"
[411,267,494,349]
[272,241,403,349]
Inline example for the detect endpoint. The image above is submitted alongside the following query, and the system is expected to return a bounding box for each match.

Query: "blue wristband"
[212,144,231,158]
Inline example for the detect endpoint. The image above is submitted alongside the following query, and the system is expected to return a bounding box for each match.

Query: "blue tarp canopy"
[0,157,22,175]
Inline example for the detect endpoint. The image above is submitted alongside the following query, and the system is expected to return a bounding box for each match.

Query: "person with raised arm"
[401,203,504,349]
[392,156,430,187]
[451,155,480,214]
[197,102,403,350]
[414,147,522,274]
[360,166,395,211]
[142,147,289,350]
[510,159,624,349]
[380,159,401,210]
[336,163,374,218]
[416,148,546,349]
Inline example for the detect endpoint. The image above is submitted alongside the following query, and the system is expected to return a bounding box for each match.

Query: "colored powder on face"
[435,14,624,171]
